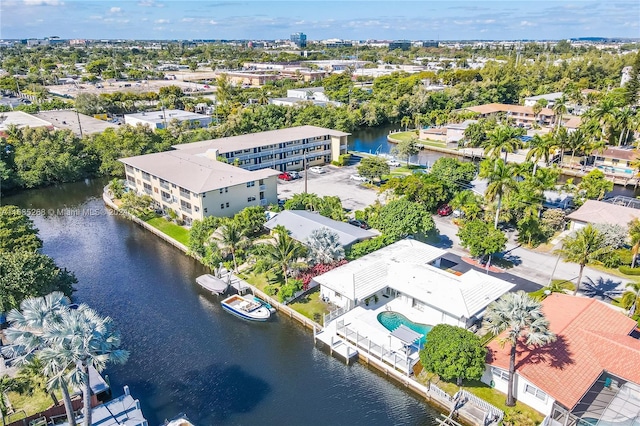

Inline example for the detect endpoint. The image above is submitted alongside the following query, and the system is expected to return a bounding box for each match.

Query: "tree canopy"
[369,199,435,239]
[457,219,507,259]
[357,156,389,181]
[419,324,487,385]
[0,205,43,252]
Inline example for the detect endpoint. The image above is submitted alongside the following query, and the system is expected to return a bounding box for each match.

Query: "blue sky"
[1,1,639,40]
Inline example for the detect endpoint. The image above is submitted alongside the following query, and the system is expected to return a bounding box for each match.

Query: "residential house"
[483,293,640,424]
[124,109,212,130]
[446,120,477,144]
[314,240,514,325]
[524,92,564,107]
[264,210,376,248]
[588,147,638,173]
[270,88,341,107]
[566,199,640,230]
[172,125,350,172]
[120,149,279,224]
[464,103,555,127]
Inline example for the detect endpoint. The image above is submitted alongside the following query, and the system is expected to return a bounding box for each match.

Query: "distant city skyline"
[1,0,639,41]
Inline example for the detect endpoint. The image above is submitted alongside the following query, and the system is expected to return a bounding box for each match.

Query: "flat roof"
[120,150,279,194]
[124,109,209,125]
[288,87,325,93]
[312,239,447,302]
[35,110,119,135]
[0,111,53,131]
[465,103,554,116]
[264,210,376,247]
[525,92,564,101]
[172,125,350,154]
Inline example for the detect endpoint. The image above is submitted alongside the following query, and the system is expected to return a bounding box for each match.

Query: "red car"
[278,172,292,181]
[437,204,453,216]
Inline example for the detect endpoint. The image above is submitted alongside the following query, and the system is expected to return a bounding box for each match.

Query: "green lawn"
[145,216,190,245]
[5,376,66,423]
[429,378,544,425]
[241,271,275,292]
[288,290,330,324]
[389,131,448,147]
[529,279,576,300]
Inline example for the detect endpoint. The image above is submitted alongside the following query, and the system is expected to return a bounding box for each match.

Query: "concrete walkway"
[432,215,629,296]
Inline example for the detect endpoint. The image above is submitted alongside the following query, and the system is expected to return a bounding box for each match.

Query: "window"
[194,206,199,212]
[247,196,256,202]
[219,187,228,194]
[259,191,265,200]
[125,165,134,173]
[161,191,170,199]
[220,203,225,209]
[491,367,509,381]
[246,181,255,187]
[259,179,264,185]
[225,202,229,208]
[143,182,152,192]
[180,200,191,211]
[142,171,151,181]
[524,384,547,402]
[204,208,208,213]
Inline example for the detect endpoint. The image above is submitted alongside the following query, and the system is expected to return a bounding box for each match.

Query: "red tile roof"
[486,293,640,409]
[465,103,554,117]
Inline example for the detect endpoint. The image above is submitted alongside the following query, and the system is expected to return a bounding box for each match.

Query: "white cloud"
[520,20,536,27]
[181,17,195,22]
[208,20,217,25]
[109,7,121,13]
[23,0,64,5]
[155,19,170,24]
[138,0,163,7]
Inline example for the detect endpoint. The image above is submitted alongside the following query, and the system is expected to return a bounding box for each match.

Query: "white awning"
[391,324,423,345]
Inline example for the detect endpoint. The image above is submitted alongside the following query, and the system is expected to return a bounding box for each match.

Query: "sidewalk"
[432,215,629,294]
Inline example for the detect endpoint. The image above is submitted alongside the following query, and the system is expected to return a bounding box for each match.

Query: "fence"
[458,389,504,425]
[6,398,83,426]
[323,305,349,325]
[336,319,414,375]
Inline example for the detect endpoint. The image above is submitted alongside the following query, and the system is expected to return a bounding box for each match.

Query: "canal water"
[4,122,445,426]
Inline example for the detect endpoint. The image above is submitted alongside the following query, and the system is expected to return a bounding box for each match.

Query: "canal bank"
[5,180,444,425]
[103,190,488,426]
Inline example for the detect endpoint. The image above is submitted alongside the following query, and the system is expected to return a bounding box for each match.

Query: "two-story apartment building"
[172,125,350,172]
[120,149,279,224]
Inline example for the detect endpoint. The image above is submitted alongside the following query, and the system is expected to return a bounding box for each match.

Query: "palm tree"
[566,128,589,169]
[42,306,129,426]
[554,225,610,295]
[552,95,568,129]
[483,291,556,407]
[613,107,635,146]
[2,293,77,426]
[305,228,345,265]
[482,125,521,162]
[481,159,519,229]
[400,116,411,131]
[629,218,640,268]
[589,97,618,139]
[621,282,640,317]
[526,133,557,175]
[449,190,483,220]
[256,225,307,285]
[0,375,30,426]
[213,219,247,272]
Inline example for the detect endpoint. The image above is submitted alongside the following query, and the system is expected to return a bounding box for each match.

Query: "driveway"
[432,215,629,296]
[276,164,381,213]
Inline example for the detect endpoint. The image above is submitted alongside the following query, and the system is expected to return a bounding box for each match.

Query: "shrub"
[346,235,396,260]
[296,260,348,290]
[619,266,640,275]
[602,248,633,268]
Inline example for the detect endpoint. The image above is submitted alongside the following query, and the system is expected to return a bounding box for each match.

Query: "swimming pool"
[596,165,634,175]
[578,417,640,426]
[377,311,432,345]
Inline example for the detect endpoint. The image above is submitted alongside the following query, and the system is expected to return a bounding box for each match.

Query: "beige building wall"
[330,135,348,161]
[124,165,278,223]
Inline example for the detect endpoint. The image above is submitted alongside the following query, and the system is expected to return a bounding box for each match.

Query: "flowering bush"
[296,260,348,290]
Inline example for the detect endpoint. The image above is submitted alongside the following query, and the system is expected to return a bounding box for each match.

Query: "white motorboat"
[221,294,271,321]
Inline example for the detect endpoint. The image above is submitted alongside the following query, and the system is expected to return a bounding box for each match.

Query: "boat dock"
[314,328,358,364]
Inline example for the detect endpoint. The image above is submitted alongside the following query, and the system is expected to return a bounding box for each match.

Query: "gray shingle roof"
[264,210,375,247]
[119,150,279,194]
[172,125,350,153]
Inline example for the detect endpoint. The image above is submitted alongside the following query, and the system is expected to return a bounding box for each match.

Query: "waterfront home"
[120,150,279,224]
[566,199,640,230]
[463,103,555,127]
[483,293,640,424]
[588,146,638,172]
[124,109,212,130]
[172,125,350,173]
[314,239,514,326]
[264,210,376,248]
[523,92,564,107]
[314,239,514,375]
[59,386,148,426]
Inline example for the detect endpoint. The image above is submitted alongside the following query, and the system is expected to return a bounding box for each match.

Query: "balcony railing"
[160,181,170,190]
[181,206,192,214]
[179,191,190,199]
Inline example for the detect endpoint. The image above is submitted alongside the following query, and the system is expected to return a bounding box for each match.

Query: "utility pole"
[75,108,84,138]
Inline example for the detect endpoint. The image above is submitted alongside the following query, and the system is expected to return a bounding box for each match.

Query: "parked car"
[452,209,464,218]
[288,171,301,179]
[349,174,368,182]
[387,159,401,167]
[437,204,453,216]
[348,219,370,230]
[308,166,326,174]
[278,172,293,181]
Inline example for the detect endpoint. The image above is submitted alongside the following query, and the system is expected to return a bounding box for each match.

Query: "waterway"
[4,171,441,423]
[349,125,639,198]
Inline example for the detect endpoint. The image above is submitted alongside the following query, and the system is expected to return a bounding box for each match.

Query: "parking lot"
[276,164,382,213]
